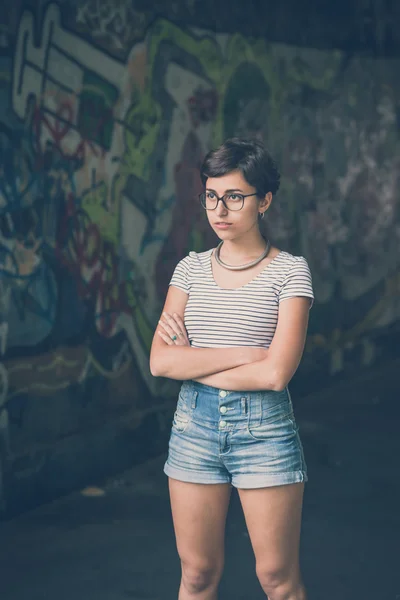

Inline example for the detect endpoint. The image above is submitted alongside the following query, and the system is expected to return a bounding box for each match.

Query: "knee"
[256,563,296,599]
[181,559,222,594]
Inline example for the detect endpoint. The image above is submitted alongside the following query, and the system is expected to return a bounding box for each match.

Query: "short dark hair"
[200,137,280,196]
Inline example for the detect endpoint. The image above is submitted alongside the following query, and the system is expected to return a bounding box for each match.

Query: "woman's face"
[204,170,271,241]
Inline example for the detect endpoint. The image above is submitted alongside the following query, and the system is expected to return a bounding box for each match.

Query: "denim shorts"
[164,380,307,488]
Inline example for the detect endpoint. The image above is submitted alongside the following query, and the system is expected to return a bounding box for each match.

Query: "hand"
[158,312,190,346]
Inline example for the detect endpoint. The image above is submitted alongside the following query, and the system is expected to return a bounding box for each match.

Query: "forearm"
[193,358,283,391]
[150,346,261,380]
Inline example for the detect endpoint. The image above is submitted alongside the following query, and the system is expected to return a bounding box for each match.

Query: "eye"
[206,191,216,199]
[227,194,242,201]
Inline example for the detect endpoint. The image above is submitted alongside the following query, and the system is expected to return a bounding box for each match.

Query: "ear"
[258,192,273,214]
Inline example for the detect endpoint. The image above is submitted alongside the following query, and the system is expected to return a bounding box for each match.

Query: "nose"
[215,198,228,216]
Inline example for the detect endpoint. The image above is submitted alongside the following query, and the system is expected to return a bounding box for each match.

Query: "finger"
[158,320,181,344]
[172,313,188,339]
[162,312,184,338]
[173,331,189,345]
[162,312,182,336]
[175,337,190,346]
[157,331,174,345]
[165,313,187,341]
[158,319,176,339]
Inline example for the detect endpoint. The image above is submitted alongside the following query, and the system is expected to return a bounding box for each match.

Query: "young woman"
[150,137,314,600]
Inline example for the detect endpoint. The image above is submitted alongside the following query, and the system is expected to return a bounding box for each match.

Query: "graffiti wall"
[0,2,399,508]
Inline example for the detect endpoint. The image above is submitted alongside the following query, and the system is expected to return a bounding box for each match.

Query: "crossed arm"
[149,286,311,392]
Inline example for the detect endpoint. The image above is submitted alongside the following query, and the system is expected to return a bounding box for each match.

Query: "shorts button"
[219,420,227,428]
[220,406,227,414]
[219,390,227,398]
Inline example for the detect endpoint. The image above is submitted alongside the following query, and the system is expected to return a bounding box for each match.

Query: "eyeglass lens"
[200,192,244,211]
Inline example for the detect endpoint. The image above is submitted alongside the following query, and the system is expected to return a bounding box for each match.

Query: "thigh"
[169,478,232,568]
[238,483,305,572]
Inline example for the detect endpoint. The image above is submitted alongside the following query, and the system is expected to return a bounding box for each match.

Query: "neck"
[219,230,267,264]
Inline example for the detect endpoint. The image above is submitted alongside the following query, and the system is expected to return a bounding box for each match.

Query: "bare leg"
[238,483,307,600]
[168,478,232,600]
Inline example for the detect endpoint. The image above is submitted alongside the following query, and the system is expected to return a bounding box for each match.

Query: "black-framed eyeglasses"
[199,191,258,211]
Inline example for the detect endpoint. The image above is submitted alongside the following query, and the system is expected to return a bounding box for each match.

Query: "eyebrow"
[206,188,245,193]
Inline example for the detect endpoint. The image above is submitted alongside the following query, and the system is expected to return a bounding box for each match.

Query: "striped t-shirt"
[169,249,314,348]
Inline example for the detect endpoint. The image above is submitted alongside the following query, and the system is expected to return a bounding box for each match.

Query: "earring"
[259,212,265,220]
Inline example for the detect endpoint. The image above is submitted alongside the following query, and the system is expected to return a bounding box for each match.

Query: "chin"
[214,231,234,241]
[218,230,245,243]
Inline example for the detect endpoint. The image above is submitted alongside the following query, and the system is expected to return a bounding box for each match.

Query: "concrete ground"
[1,360,399,600]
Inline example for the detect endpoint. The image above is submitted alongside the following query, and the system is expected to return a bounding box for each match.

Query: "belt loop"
[191,391,198,409]
[241,397,247,414]
[256,392,262,426]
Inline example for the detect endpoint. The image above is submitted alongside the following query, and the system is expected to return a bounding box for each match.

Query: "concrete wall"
[0,0,399,515]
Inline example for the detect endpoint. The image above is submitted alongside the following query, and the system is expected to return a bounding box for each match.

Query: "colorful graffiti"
[0,2,399,486]
[73,0,146,54]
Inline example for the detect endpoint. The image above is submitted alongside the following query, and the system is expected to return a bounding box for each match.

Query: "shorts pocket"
[247,412,297,441]
[172,408,191,433]
[172,387,195,433]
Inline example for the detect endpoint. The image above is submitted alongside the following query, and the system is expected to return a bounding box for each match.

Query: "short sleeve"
[169,256,191,294]
[279,257,314,308]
